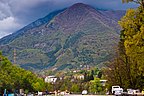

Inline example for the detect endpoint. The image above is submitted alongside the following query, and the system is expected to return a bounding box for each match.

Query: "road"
[64,94,114,96]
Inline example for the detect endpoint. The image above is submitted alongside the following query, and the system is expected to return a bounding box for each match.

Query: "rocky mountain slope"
[0,3,125,71]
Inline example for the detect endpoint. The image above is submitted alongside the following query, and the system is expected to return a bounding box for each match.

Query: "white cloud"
[0,17,22,38]
[0,0,12,19]
[0,31,10,39]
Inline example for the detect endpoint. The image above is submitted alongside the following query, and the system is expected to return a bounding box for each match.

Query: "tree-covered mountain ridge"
[0,3,125,71]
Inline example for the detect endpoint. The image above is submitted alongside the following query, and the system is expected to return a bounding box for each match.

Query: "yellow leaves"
[119,6,144,59]
[119,9,138,29]
[119,9,138,39]
[140,25,144,39]
[124,40,133,55]
[124,29,144,57]
[115,3,144,89]
[122,0,133,3]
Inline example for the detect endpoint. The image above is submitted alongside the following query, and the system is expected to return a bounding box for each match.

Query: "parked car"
[112,86,123,95]
[114,90,123,96]
[127,89,142,95]
[82,90,88,95]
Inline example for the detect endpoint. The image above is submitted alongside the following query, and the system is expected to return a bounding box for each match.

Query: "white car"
[112,86,123,95]
[115,90,123,96]
[82,90,88,95]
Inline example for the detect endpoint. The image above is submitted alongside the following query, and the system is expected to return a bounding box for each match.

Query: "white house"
[74,74,84,80]
[100,79,107,86]
[45,76,57,83]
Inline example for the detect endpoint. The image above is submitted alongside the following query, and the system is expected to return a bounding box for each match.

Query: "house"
[74,74,84,80]
[45,76,57,83]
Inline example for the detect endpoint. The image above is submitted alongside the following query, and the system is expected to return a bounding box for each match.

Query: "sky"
[0,0,138,39]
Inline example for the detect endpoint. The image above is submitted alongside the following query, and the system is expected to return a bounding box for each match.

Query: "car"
[27,93,34,96]
[82,90,88,95]
[114,90,123,96]
[112,86,123,95]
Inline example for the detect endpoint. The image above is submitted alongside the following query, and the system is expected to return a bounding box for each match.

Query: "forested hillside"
[0,3,125,72]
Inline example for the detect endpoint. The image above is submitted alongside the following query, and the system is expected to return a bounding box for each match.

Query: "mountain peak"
[51,3,96,34]
[69,3,93,10]
[71,3,89,7]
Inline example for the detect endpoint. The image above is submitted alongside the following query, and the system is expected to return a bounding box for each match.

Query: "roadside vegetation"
[0,51,45,94]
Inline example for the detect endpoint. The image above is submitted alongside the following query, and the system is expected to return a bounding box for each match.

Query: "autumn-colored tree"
[119,6,144,89]
[104,0,144,90]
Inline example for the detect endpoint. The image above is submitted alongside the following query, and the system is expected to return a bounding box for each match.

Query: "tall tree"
[118,6,144,89]
[104,1,144,90]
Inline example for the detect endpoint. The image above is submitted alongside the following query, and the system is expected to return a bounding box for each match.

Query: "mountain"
[0,3,125,71]
[0,9,65,45]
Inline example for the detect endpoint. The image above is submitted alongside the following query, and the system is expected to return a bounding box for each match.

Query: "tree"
[32,78,45,91]
[45,83,53,92]
[103,49,132,90]
[104,1,144,90]
[122,0,144,7]
[70,83,80,93]
[89,78,103,94]
[0,51,46,93]
[119,6,144,89]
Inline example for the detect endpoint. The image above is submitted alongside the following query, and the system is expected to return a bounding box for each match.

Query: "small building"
[100,80,107,86]
[45,76,57,83]
[74,74,84,80]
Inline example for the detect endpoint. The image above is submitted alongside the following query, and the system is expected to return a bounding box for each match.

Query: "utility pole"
[13,48,16,64]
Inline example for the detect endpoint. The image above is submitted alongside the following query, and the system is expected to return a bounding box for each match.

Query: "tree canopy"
[0,51,45,94]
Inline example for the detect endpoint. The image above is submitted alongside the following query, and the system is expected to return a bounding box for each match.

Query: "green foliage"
[63,32,85,49]
[89,78,103,94]
[57,64,73,71]
[70,83,80,92]
[45,83,53,92]
[0,52,45,93]
[59,79,70,91]
[84,69,99,82]
[47,44,62,58]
